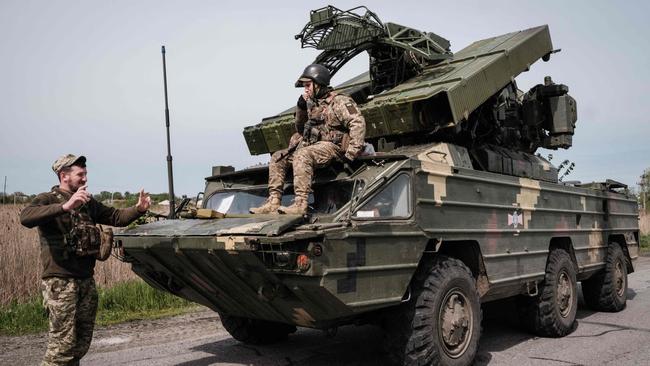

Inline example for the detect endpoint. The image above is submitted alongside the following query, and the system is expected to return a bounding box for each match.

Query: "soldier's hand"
[62,185,91,212]
[297,94,307,110]
[342,151,356,163]
[136,189,151,213]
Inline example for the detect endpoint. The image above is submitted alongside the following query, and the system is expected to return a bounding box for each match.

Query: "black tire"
[385,256,482,366]
[518,249,577,337]
[582,243,628,312]
[219,314,296,345]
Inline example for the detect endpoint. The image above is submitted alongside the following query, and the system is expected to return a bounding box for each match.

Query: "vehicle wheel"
[385,255,482,366]
[582,243,628,312]
[518,248,577,337]
[219,314,296,345]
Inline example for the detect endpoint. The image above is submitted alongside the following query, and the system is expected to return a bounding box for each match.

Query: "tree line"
[0,191,179,206]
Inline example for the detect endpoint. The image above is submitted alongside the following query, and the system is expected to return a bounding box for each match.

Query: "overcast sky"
[1,0,648,196]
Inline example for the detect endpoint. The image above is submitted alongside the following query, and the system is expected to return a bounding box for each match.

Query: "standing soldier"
[20,154,151,366]
[251,64,366,215]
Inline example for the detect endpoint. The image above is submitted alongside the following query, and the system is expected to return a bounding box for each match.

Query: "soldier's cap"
[52,154,86,174]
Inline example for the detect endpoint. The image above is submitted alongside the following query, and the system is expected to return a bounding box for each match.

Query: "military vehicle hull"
[116,143,639,329]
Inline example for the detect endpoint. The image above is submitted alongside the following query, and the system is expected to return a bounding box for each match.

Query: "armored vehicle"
[116,6,640,366]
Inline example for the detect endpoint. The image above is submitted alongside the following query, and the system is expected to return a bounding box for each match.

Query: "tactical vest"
[304,93,350,150]
[52,189,105,258]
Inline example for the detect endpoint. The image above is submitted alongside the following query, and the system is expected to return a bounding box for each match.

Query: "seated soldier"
[251,64,366,215]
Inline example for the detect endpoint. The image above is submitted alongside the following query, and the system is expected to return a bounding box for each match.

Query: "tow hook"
[526,281,538,296]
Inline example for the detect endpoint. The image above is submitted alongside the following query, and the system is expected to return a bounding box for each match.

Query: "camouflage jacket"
[20,186,143,279]
[296,92,366,160]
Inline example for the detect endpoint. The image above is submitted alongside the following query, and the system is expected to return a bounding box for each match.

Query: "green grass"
[0,297,49,335]
[0,280,196,336]
[95,280,195,325]
[640,234,650,254]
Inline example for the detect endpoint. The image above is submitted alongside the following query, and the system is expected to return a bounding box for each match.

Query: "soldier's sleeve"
[334,96,366,160]
[92,198,144,227]
[295,95,308,133]
[20,193,66,228]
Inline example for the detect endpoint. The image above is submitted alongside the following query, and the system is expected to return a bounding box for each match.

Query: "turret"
[242,6,577,183]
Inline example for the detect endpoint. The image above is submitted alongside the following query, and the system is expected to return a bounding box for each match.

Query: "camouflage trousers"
[269,141,341,199]
[41,277,98,366]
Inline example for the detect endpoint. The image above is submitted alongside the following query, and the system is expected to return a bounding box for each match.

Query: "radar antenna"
[295,6,452,93]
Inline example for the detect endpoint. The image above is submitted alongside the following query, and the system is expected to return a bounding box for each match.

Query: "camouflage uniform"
[21,185,143,366]
[268,91,365,206]
[41,277,98,366]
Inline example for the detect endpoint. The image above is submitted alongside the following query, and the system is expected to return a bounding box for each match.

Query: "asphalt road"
[3,256,650,366]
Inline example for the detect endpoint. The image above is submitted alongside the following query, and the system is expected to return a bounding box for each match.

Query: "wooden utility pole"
[2,176,6,205]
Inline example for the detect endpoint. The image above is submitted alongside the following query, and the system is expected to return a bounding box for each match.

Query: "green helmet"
[296,64,331,87]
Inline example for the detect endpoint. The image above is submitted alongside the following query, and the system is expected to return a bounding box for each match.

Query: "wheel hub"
[557,271,573,317]
[439,289,472,358]
[614,259,626,297]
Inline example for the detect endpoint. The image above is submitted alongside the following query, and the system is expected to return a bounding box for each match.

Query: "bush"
[640,234,650,252]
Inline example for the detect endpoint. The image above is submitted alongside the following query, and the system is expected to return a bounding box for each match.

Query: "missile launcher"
[243,6,577,182]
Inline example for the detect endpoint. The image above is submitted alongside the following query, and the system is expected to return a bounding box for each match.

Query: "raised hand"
[136,189,151,213]
[62,185,91,212]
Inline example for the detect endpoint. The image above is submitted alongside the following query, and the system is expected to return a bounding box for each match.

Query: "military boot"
[278,196,309,215]
[250,194,281,214]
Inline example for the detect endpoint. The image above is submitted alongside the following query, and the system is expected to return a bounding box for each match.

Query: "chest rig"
[304,93,349,148]
[52,190,102,257]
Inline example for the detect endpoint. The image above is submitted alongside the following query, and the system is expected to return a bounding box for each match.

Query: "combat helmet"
[296,64,331,87]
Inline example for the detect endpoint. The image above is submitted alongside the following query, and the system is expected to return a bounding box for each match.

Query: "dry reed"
[0,204,137,306]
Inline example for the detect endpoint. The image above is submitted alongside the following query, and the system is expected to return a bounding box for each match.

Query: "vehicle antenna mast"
[161,45,176,219]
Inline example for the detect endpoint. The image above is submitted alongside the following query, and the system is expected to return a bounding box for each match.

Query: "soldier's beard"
[70,181,85,192]
[61,178,86,193]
